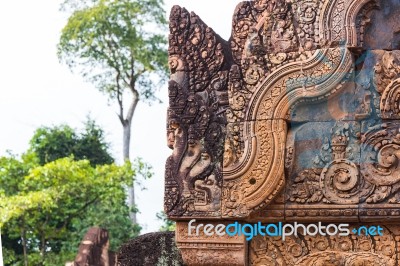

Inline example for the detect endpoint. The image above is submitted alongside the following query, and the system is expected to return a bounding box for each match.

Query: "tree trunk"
[123,123,136,223]
[40,234,46,264]
[123,123,131,161]
[122,90,139,224]
[0,229,4,266]
[21,227,28,266]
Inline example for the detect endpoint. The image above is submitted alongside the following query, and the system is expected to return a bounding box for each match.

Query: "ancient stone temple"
[165,0,400,265]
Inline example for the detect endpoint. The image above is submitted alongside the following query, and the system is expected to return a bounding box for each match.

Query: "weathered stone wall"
[165,0,400,265]
[117,232,184,266]
[71,230,183,266]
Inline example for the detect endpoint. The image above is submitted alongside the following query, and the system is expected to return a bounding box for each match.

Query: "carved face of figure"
[167,130,175,149]
[304,41,314,51]
[169,58,178,70]
[167,120,180,148]
[168,56,186,85]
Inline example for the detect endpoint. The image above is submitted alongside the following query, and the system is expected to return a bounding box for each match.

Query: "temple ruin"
[165,0,400,265]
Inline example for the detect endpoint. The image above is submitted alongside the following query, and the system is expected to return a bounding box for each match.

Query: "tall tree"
[58,0,168,223]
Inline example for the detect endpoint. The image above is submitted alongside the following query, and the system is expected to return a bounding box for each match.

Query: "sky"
[0,0,242,234]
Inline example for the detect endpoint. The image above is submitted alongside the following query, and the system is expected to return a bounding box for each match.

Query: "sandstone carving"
[165,6,230,218]
[165,0,400,265]
[250,225,398,266]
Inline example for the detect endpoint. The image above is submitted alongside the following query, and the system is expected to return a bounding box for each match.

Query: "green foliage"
[0,121,152,265]
[0,157,138,265]
[156,211,176,232]
[0,155,32,197]
[2,247,17,265]
[28,125,76,165]
[28,118,114,166]
[58,0,168,103]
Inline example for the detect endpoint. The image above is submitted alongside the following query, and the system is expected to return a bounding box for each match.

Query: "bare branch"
[126,89,139,124]
[116,71,125,125]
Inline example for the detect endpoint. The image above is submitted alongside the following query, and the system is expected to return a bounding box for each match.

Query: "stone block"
[362,0,400,50]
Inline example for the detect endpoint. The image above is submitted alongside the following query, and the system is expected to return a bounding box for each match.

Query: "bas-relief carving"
[285,50,400,210]
[222,46,354,217]
[250,225,399,266]
[165,6,230,218]
[287,121,370,206]
[165,0,400,265]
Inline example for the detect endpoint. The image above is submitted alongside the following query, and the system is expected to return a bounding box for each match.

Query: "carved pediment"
[165,1,400,265]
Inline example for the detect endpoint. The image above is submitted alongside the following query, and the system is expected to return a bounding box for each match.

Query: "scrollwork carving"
[223,47,353,217]
[320,159,360,204]
[381,79,400,119]
[288,122,374,205]
[361,122,400,203]
[250,225,397,266]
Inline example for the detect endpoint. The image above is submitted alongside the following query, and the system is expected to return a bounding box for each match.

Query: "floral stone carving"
[165,0,400,265]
